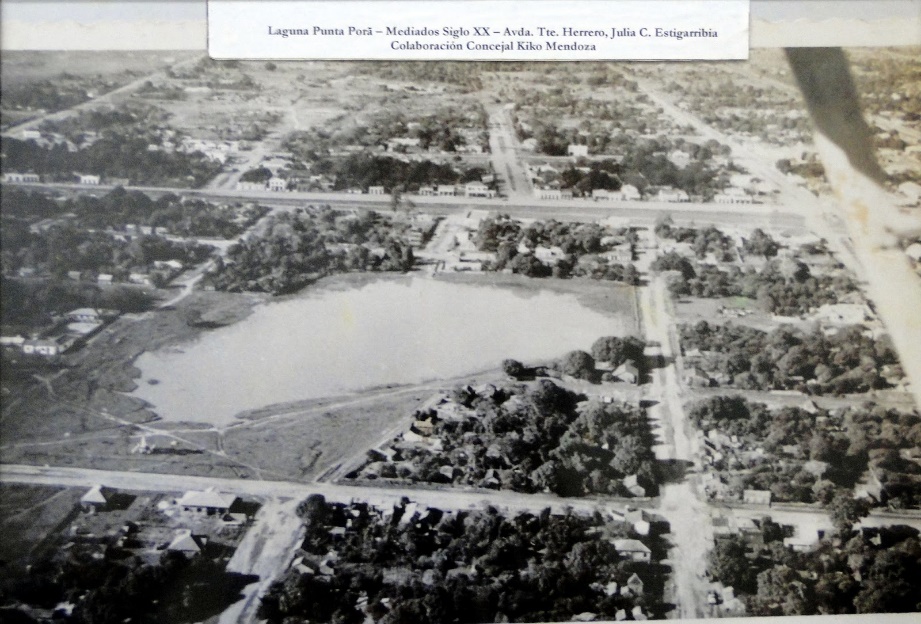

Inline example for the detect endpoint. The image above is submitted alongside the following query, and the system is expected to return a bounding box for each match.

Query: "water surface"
[132,277,627,425]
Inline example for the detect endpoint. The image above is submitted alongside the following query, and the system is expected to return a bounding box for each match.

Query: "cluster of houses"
[236,174,500,199]
[416,178,497,198]
[528,161,689,203]
[2,171,41,184]
[75,484,254,560]
[237,176,290,192]
[1,171,128,186]
[355,385,650,498]
[1,307,117,358]
[716,173,777,204]
[384,133,485,155]
[15,256,186,289]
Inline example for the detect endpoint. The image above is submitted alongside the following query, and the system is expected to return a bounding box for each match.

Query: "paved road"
[0,463,634,517]
[6,181,806,229]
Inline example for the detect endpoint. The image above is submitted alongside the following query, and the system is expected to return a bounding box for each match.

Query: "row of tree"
[1,544,253,624]
[3,222,213,283]
[653,246,858,316]
[62,187,269,238]
[690,394,921,507]
[475,216,642,284]
[2,135,222,188]
[1,278,154,327]
[314,154,470,193]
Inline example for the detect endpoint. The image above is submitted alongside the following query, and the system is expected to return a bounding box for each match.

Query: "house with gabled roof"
[613,360,640,384]
[167,529,207,555]
[612,538,651,562]
[623,474,647,498]
[177,488,239,515]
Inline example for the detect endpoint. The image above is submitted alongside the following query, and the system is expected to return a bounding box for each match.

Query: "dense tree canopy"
[261,500,662,623]
[205,208,415,294]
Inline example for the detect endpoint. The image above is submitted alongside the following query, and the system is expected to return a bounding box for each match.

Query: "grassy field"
[0,290,263,479]
[0,51,197,88]
[671,295,814,333]
[0,484,83,565]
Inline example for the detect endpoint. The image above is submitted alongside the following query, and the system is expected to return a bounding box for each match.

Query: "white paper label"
[208,0,750,60]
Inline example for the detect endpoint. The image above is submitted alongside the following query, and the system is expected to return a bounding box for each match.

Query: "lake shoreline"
[129,273,639,427]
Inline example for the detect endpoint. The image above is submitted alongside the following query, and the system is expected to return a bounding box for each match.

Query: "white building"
[2,172,40,183]
[236,181,265,191]
[714,187,753,204]
[465,181,495,198]
[618,184,641,201]
[177,488,239,515]
[267,177,288,192]
[656,188,690,203]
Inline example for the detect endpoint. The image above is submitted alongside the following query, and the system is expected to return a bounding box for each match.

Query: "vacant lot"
[0,290,262,478]
[0,484,83,565]
[1,51,199,128]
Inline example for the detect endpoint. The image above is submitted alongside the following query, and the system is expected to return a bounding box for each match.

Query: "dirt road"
[0,463,635,517]
[484,103,532,199]
[218,498,305,624]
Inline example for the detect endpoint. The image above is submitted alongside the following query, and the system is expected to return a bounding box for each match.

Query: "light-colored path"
[218,498,305,624]
[0,463,633,517]
[484,103,532,199]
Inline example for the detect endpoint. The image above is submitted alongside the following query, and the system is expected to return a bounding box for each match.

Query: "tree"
[854,539,921,613]
[591,336,624,366]
[297,494,328,525]
[502,359,527,379]
[709,536,759,594]
[744,228,780,258]
[558,350,595,380]
[827,492,871,536]
[751,565,817,616]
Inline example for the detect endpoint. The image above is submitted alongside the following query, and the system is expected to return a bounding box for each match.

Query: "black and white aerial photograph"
[2,37,921,624]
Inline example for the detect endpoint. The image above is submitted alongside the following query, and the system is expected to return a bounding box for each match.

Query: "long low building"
[177,488,239,515]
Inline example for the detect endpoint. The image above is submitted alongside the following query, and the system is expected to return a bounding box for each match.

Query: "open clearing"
[0,484,83,565]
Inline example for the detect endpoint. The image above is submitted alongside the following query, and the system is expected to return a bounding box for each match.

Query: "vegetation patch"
[204,207,420,295]
[260,495,666,623]
[690,395,921,507]
[350,377,661,498]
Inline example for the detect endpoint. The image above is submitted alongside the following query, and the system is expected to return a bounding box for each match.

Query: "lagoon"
[132,277,630,426]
